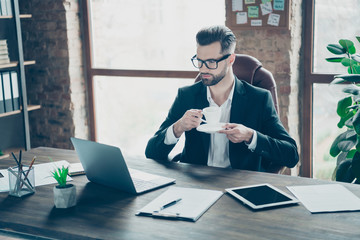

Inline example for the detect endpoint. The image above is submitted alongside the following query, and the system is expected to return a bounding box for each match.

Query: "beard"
[200,66,227,86]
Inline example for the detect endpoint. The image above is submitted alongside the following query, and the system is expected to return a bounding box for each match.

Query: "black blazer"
[145,77,299,172]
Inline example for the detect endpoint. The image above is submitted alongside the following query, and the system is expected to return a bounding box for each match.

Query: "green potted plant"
[327,36,360,184]
[52,165,76,208]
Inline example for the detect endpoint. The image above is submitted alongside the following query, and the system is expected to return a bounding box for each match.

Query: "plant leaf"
[339,39,355,54]
[347,149,357,159]
[353,110,360,135]
[335,159,355,183]
[331,77,346,84]
[337,138,356,152]
[338,110,355,128]
[327,44,346,55]
[349,45,356,55]
[352,54,360,63]
[334,74,360,83]
[336,151,349,166]
[326,57,344,63]
[351,151,360,180]
[357,36,360,44]
[330,130,356,157]
[342,85,360,95]
[337,96,352,117]
[352,65,360,74]
[341,58,357,67]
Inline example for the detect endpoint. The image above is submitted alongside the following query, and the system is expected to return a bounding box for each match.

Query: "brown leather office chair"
[195,54,279,115]
[175,54,283,173]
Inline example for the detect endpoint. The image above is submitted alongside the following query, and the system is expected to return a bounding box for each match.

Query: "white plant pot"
[53,184,76,208]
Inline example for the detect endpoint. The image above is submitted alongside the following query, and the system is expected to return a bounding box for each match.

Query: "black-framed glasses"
[191,54,231,70]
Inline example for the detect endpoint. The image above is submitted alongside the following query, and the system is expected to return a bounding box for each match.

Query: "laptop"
[70,137,175,194]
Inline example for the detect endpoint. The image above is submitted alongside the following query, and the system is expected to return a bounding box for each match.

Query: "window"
[83,0,225,156]
[303,0,360,178]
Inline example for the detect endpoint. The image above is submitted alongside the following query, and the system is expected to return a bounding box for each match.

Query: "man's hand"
[218,123,254,144]
[173,109,203,138]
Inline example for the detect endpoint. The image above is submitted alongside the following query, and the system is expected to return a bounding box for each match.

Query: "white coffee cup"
[202,107,221,124]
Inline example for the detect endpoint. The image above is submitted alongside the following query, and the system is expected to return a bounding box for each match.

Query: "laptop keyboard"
[133,178,160,192]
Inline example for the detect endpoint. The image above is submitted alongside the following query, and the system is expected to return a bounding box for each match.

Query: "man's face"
[196,42,230,86]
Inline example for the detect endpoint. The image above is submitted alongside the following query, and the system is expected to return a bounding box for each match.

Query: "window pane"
[313,0,360,74]
[90,0,225,70]
[312,83,347,180]
[94,76,193,157]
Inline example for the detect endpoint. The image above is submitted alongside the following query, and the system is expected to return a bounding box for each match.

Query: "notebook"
[70,137,176,194]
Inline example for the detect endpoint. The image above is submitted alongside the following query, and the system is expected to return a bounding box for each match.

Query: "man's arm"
[219,91,298,168]
[145,89,203,161]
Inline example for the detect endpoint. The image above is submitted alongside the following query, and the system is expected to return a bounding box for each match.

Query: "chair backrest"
[195,54,279,115]
[194,54,283,173]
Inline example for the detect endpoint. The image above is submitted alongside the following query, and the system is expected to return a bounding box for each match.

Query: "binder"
[0,0,7,16]
[6,0,11,16]
[1,71,13,112]
[136,187,223,222]
[0,74,4,113]
[10,71,19,110]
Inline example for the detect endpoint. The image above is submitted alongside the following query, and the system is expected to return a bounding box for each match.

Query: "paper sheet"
[232,0,243,11]
[267,13,280,26]
[247,6,259,18]
[287,184,360,213]
[260,2,273,15]
[0,160,73,192]
[136,187,223,221]
[274,0,285,11]
[236,12,248,24]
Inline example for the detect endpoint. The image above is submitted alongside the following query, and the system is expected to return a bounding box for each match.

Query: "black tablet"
[226,183,299,210]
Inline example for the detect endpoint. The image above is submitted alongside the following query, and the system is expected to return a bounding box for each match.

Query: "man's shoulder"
[178,81,204,93]
[236,78,270,96]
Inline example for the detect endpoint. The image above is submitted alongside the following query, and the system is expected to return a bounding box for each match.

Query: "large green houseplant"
[328,36,360,184]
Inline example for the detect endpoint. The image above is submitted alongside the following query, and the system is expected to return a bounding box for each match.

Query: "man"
[145,25,298,172]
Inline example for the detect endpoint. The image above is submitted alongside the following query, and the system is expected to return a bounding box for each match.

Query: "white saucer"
[197,123,226,134]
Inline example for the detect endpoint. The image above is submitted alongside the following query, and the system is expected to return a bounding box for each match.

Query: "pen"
[11,152,20,167]
[160,198,182,210]
[20,156,36,189]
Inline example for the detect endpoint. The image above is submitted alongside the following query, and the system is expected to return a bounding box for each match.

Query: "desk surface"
[0,147,359,240]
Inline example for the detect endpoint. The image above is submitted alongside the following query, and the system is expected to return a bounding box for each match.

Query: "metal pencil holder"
[8,165,35,197]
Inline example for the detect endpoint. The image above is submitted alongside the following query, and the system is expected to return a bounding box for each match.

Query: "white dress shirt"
[165,81,257,168]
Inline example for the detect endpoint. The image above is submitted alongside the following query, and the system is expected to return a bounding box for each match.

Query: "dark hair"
[196,25,236,54]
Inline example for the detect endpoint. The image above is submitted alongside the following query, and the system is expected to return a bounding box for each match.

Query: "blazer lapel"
[195,84,210,160]
[230,77,247,124]
[229,77,248,164]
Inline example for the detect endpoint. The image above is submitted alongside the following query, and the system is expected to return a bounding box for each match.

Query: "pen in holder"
[8,165,35,197]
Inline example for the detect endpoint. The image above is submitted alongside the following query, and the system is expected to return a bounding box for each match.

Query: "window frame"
[302,0,336,177]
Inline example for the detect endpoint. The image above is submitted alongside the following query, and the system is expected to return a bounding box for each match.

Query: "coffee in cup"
[202,107,221,124]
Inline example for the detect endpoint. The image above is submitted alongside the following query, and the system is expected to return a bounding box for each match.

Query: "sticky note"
[248,6,259,18]
[232,0,243,11]
[251,19,262,26]
[236,12,248,24]
[274,0,285,10]
[260,2,273,15]
[267,13,280,26]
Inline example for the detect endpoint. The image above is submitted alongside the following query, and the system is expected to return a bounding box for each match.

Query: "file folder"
[1,72,12,112]
[0,75,4,113]
[10,71,19,110]
[136,187,223,222]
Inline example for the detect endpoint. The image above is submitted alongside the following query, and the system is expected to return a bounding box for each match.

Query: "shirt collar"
[206,80,235,106]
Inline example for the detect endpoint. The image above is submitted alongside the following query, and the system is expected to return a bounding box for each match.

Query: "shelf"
[0,60,36,69]
[0,14,32,19]
[0,105,41,118]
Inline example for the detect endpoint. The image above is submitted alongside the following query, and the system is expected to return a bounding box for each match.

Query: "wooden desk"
[0,147,359,240]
